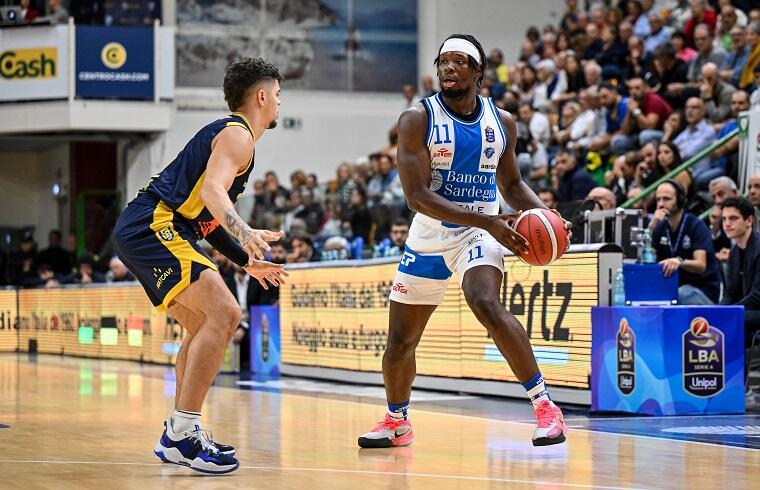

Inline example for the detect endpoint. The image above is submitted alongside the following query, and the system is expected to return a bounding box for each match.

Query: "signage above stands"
[0,25,68,101]
[75,25,154,100]
[0,23,175,135]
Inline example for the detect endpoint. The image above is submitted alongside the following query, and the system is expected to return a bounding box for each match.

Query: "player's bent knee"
[218,302,242,334]
[468,296,503,324]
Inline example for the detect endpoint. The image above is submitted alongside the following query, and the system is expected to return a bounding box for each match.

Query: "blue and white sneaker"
[154,423,239,474]
[160,421,236,456]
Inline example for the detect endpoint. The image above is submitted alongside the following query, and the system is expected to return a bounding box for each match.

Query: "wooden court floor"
[1,354,759,490]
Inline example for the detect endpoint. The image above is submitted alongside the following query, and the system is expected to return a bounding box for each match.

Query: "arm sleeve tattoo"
[224,208,254,245]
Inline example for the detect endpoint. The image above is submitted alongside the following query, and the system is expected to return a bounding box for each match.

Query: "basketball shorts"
[388,219,504,305]
[112,193,217,311]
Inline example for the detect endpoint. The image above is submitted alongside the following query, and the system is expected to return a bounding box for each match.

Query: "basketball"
[691,317,710,336]
[512,209,568,266]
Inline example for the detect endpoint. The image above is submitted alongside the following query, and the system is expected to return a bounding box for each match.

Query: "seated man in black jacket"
[720,197,760,343]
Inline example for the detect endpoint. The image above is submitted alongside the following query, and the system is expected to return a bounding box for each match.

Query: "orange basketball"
[690,317,709,336]
[512,209,568,266]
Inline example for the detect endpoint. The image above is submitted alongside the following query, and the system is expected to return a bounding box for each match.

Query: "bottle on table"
[613,267,626,306]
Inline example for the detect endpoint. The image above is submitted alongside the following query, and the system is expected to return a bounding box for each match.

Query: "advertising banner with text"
[0,25,68,101]
[76,26,154,100]
[281,252,601,389]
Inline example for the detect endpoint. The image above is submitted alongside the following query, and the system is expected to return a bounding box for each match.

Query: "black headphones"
[662,179,686,208]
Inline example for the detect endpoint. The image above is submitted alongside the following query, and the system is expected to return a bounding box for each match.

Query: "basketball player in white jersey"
[358,34,570,448]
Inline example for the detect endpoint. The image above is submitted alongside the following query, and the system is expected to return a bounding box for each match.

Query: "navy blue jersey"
[142,112,255,236]
[652,212,720,303]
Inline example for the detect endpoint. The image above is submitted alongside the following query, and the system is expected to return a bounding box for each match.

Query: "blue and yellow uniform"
[113,113,256,310]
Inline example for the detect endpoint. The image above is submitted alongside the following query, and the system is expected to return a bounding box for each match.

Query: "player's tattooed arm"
[225,208,254,245]
[202,125,283,261]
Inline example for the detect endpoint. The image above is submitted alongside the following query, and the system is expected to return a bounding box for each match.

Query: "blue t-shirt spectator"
[604,96,629,134]
[672,119,716,173]
[721,46,750,88]
[712,119,737,170]
[644,26,673,56]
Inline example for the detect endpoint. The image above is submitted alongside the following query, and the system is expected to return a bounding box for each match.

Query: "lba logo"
[616,318,635,395]
[683,317,724,397]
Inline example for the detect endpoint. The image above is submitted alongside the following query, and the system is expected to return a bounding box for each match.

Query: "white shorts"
[389,219,504,305]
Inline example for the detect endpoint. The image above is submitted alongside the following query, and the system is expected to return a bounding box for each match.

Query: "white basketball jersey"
[416,93,507,229]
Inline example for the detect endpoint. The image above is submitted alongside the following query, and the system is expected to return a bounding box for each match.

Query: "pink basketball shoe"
[358,413,414,448]
[532,400,568,446]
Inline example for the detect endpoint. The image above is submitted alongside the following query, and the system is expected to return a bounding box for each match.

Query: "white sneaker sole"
[154,443,240,474]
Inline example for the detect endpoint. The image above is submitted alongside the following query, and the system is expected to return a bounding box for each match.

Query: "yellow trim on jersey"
[225,121,254,176]
[175,171,207,220]
[231,112,256,142]
[150,200,217,311]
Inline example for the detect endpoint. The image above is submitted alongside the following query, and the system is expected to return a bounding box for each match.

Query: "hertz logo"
[101,42,127,69]
[0,47,57,79]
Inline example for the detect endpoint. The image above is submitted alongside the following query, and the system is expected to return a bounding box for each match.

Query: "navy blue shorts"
[112,193,217,311]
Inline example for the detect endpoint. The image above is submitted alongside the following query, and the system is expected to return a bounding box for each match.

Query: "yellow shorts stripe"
[150,200,217,311]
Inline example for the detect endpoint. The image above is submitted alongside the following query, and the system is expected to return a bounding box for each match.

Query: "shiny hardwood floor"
[0,354,758,490]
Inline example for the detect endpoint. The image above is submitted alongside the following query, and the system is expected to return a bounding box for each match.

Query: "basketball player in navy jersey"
[358,35,571,448]
[113,58,287,474]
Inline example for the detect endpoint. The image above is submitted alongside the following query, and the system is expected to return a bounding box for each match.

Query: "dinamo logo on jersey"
[485,126,496,143]
[683,317,724,397]
[616,318,635,395]
[158,226,175,242]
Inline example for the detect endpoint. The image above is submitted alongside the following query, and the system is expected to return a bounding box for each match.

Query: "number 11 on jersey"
[468,245,483,263]
[433,124,452,145]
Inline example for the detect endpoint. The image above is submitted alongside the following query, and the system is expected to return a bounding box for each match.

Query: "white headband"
[439,38,481,65]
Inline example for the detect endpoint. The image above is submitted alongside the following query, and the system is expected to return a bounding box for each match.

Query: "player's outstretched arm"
[200,125,284,262]
[396,107,528,255]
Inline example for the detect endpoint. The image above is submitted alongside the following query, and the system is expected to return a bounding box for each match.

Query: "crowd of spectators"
[1,0,69,25]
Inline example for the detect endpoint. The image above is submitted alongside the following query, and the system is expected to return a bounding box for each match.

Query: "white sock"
[527,381,553,408]
[170,409,201,436]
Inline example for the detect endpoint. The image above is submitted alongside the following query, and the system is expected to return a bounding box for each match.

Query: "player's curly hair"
[223,57,282,111]
[433,34,486,86]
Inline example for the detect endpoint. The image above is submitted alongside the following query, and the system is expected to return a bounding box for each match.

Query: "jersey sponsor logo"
[399,252,416,267]
[484,147,495,159]
[442,171,498,201]
[153,267,174,289]
[485,126,496,143]
[430,169,444,192]
[431,147,453,170]
[158,226,175,242]
[456,201,496,214]
[682,236,691,249]
[198,219,220,237]
[433,147,452,158]
[392,282,408,294]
